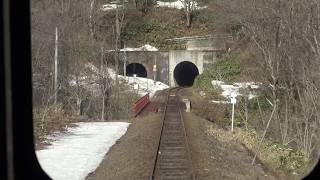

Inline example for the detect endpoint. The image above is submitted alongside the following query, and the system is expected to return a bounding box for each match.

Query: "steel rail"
[150,87,196,180]
[177,93,196,180]
[149,88,171,180]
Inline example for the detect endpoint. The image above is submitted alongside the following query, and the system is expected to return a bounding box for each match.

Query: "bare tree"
[98,45,112,121]
[54,26,59,105]
[111,1,126,117]
[214,0,320,163]
[180,0,196,28]
[89,0,96,39]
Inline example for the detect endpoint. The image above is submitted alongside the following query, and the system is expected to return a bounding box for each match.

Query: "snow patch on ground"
[36,122,130,180]
[101,1,123,11]
[211,80,261,103]
[81,63,169,97]
[102,1,207,11]
[156,0,207,10]
[97,64,169,97]
[211,80,225,86]
[124,76,169,97]
[233,82,261,89]
[211,100,230,104]
[156,0,185,9]
[101,4,121,11]
[220,84,241,98]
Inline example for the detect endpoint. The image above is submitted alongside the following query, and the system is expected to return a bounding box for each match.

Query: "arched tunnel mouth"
[126,63,147,77]
[174,61,199,87]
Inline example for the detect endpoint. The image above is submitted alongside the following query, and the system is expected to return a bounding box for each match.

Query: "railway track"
[151,88,196,180]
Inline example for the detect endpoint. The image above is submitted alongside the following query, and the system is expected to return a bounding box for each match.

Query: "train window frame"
[0,0,319,179]
[2,0,50,179]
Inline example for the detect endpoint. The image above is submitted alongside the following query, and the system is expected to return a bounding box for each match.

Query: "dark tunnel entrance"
[126,63,147,77]
[174,61,199,87]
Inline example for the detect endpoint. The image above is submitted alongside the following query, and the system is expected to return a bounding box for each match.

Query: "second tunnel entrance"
[126,63,147,77]
[174,61,199,87]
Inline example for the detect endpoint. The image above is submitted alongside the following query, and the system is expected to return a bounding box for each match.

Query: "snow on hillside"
[120,44,158,51]
[156,0,207,10]
[101,1,123,11]
[36,122,129,180]
[105,44,159,52]
[211,80,261,100]
[106,66,169,97]
[81,62,169,97]
[102,1,207,11]
[125,76,169,97]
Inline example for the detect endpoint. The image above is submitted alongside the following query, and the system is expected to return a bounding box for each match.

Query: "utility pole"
[114,4,122,101]
[54,27,58,105]
[115,5,120,84]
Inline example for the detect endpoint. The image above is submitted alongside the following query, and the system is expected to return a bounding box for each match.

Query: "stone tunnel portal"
[174,61,199,87]
[126,63,147,77]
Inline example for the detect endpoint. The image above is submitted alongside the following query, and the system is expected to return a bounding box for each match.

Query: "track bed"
[152,89,195,180]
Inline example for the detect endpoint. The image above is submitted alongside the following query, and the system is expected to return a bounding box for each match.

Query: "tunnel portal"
[174,61,199,87]
[126,63,147,77]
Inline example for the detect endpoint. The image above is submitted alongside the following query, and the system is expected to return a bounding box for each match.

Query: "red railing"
[133,93,150,117]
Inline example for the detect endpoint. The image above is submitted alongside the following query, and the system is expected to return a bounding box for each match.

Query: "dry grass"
[183,83,306,178]
[33,87,140,149]
[180,88,229,126]
[206,124,306,179]
[33,103,73,148]
[148,8,212,37]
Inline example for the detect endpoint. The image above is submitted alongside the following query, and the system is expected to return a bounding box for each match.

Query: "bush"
[121,20,179,49]
[182,88,228,125]
[193,78,223,99]
[236,123,305,175]
[195,54,241,85]
[207,125,305,176]
[193,55,241,99]
[108,84,141,120]
[33,103,71,143]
